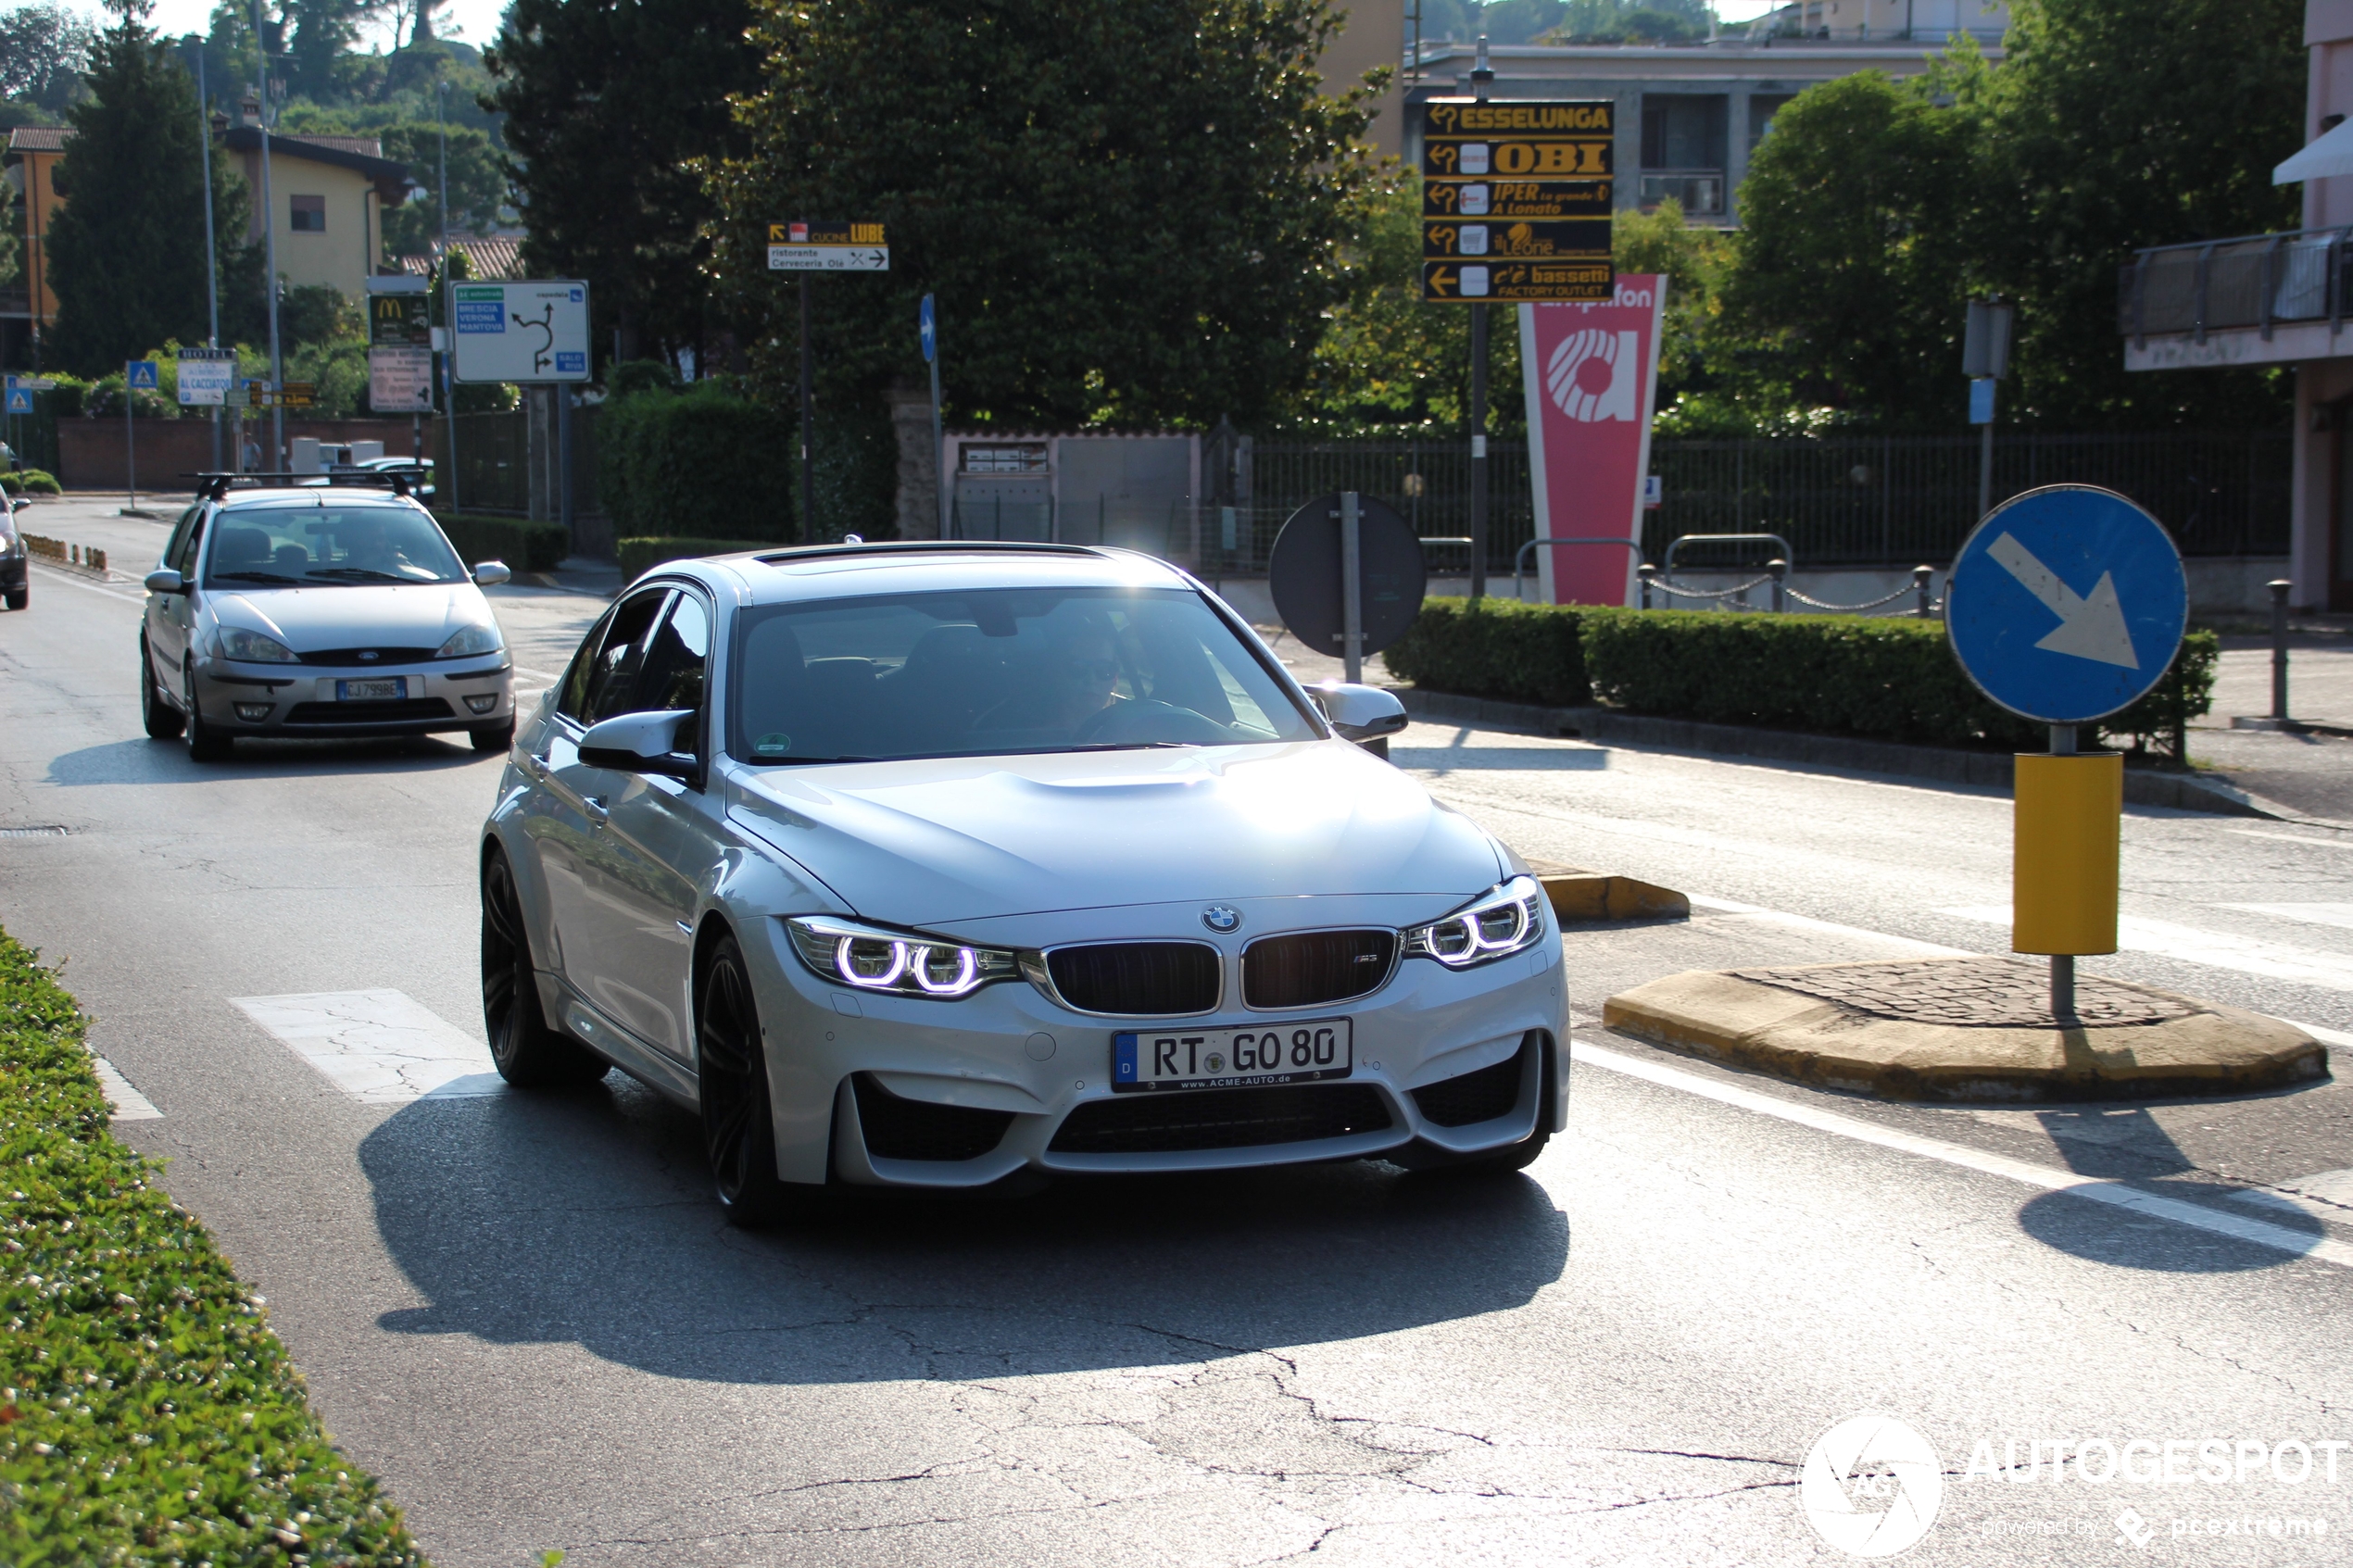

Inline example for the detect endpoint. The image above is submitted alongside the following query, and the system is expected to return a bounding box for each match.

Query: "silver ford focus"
[139,478,516,759]
[480,542,1566,1223]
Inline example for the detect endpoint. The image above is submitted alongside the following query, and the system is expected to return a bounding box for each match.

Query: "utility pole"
[799,277,814,539]
[255,0,283,471]
[437,79,459,514]
[1467,34,1493,601]
[1963,297,2013,521]
[922,295,944,539]
[195,45,220,471]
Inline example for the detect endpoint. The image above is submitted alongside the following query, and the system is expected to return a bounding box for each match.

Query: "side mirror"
[472,560,512,586]
[1307,682,1408,745]
[577,709,698,778]
[144,568,186,595]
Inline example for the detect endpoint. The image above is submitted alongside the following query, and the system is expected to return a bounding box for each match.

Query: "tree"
[0,3,94,110]
[46,1,260,374]
[707,0,1385,434]
[485,0,762,367]
[1974,0,2304,429]
[1718,70,1981,431]
[376,119,504,255]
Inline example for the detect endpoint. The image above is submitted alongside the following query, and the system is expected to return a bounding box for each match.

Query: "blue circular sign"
[919,295,937,364]
[1945,484,2187,725]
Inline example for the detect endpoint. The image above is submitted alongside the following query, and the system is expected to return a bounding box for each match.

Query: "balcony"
[1639,170,1725,217]
[2120,228,2353,370]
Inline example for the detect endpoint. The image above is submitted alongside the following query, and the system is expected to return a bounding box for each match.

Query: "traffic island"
[1530,861,1689,922]
[1603,956,2328,1101]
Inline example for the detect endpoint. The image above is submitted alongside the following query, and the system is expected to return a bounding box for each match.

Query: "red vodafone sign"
[1518,277,1667,605]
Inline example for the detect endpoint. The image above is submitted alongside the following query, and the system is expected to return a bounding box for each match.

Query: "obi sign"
[449,281,591,383]
[1517,276,1667,605]
[1418,97,1614,302]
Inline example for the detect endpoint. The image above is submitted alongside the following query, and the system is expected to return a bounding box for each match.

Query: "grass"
[0,927,426,1566]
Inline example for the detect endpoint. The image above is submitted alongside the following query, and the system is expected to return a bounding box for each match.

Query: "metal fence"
[1229,430,2287,575]
[2120,226,2350,341]
[428,404,605,519]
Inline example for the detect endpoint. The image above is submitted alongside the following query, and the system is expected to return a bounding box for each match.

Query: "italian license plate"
[336,677,406,701]
[1113,1018,1352,1094]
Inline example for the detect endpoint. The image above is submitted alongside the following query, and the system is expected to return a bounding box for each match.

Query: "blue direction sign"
[5,388,30,415]
[919,294,937,364]
[125,359,159,389]
[1946,484,2187,725]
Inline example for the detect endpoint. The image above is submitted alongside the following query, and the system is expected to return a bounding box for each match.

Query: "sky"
[114,1,510,54]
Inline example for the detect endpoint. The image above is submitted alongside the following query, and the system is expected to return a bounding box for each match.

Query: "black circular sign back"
[1266,493,1428,660]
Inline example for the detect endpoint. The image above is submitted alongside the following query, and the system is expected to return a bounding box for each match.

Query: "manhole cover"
[1731,957,2196,1028]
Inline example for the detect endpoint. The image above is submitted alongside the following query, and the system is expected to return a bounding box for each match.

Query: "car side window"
[634,593,710,721]
[162,507,201,569]
[577,588,673,726]
[169,508,208,573]
[552,608,613,724]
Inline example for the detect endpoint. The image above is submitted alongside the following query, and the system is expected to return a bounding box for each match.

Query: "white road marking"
[2225,1168,2353,1224]
[2221,902,2353,933]
[511,666,560,682]
[1690,896,1975,959]
[2279,1017,2353,1050]
[1939,905,2353,993]
[2228,829,2353,851]
[231,989,503,1102]
[91,1056,161,1121]
[1570,1037,2353,1268]
[27,560,145,604]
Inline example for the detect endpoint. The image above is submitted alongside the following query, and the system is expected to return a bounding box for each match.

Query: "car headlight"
[1402,874,1549,968]
[214,625,298,663]
[435,622,504,659]
[785,916,1020,999]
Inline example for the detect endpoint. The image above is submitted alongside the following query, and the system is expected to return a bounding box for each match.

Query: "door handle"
[582,796,610,826]
[527,753,549,778]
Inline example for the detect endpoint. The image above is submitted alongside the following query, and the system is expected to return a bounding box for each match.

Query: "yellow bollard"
[2012,753,2121,955]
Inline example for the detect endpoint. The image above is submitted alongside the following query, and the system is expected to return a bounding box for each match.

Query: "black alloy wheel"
[697,935,801,1227]
[481,847,608,1087]
[182,663,231,761]
[140,634,184,739]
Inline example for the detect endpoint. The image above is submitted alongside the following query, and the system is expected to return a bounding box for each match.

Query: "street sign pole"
[1964,297,2013,521]
[1340,491,1364,684]
[124,376,134,513]
[766,222,890,540]
[799,276,814,541]
[922,295,945,540]
[255,0,283,472]
[1469,306,1488,600]
[195,44,221,472]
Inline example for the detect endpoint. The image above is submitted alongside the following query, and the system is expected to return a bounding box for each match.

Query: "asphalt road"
[5,522,2353,1565]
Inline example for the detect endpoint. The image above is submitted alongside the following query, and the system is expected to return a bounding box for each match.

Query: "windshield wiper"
[305,566,425,583]
[208,571,304,584]
[744,754,874,765]
[1061,742,1195,752]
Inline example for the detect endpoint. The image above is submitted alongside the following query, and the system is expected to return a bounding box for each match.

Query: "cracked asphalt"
[4,516,2351,1565]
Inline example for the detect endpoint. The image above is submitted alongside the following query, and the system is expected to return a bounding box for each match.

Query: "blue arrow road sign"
[919,295,937,364]
[125,359,159,389]
[5,389,30,415]
[1946,484,2187,725]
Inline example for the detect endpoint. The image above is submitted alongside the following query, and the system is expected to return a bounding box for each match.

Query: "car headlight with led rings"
[1402,874,1549,968]
[786,915,1020,999]
[214,625,298,663]
[435,621,503,659]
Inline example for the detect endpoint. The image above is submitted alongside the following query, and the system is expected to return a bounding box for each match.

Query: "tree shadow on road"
[359,1075,1571,1384]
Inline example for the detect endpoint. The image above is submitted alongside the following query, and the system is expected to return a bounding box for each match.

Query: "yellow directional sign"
[768,221,889,271]
[1419,98,1615,303]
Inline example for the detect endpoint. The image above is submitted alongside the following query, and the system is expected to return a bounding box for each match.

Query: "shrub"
[17,469,60,495]
[617,535,773,581]
[434,512,571,573]
[1386,598,2218,758]
[0,926,423,1564]
[598,381,794,544]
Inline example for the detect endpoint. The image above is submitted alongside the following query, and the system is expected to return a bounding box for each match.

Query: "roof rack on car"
[751,540,1106,566]
[183,470,431,502]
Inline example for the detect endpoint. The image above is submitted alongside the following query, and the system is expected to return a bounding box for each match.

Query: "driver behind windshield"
[976,616,1126,735]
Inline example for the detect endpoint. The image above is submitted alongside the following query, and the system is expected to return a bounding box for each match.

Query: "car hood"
[726,741,1505,927]
[208,583,494,651]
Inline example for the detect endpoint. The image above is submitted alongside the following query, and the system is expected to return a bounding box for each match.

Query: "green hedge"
[1383,598,2219,757]
[433,512,570,574]
[2,470,60,496]
[598,381,795,544]
[0,927,423,1564]
[617,536,772,581]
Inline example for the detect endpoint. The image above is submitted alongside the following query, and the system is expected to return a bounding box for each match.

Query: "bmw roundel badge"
[1202,905,1242,934]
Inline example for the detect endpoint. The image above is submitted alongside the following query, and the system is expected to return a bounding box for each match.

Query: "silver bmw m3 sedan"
[480,541,1567,1223]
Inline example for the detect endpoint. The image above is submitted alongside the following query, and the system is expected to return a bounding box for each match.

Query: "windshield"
[728,586,1319,763]
[202,504,465,587]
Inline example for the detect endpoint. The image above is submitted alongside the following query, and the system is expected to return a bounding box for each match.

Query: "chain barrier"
[1649,573,1774,602]
[1782,582,1918,613]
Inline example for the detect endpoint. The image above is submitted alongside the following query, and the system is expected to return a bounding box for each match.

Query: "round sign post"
[1945,484,2188,1019]
[1267,492,1428,681]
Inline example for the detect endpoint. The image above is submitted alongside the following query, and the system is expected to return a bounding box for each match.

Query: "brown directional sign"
[1419,98,1615,303]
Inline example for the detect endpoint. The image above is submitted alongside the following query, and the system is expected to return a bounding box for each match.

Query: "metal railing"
[2119,226,2353,344]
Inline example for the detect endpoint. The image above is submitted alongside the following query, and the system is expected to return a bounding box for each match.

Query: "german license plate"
[336,677,406,701]
[1113,1019,1352,1094]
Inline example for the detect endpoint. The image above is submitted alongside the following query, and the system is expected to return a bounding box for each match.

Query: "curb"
[1534,868,1689,922]
[1392,687,2277,819]
[1603,962,2329,1102]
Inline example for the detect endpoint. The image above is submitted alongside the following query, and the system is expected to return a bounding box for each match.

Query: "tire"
[4,588,24,611]
[480,847,609,1087]
[182,664,231,761]
[697,935,805,1227]
[140,634,184,740]
[470,718,516,754]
